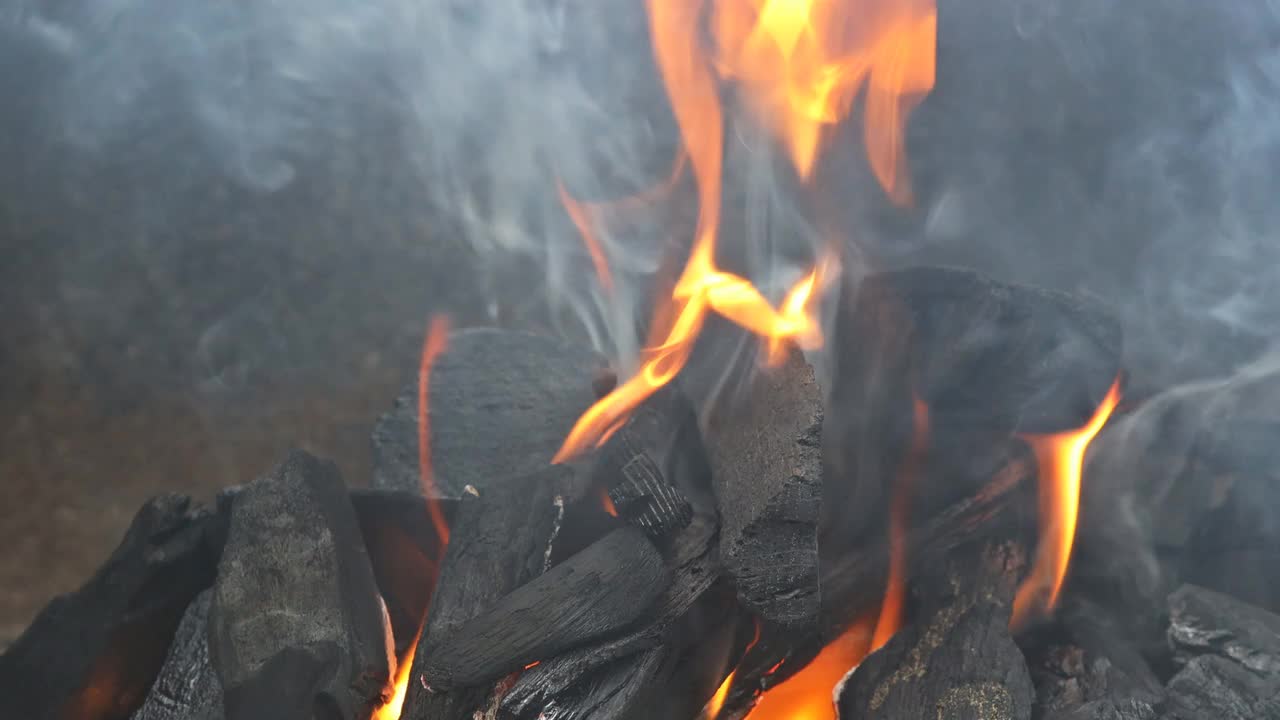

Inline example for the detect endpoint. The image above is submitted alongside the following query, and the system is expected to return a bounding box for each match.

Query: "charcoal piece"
[592,385,701,537]
[208,451,393,720]
[1163,655,1280,720]
[521,648,668,720]
[824,266,1121,555]
[402,467,566,720]
[371,328,602,496]
[820,450,1035,636]
[702,347,822,629]
[420,526,668,689]
[1167,584,1280,674]
[500,511,719,714]
[837,539,1034,720]
[0,494,224,720]
[131,592,223,720]
[350,488,456,655]
[1028,639,1162,720]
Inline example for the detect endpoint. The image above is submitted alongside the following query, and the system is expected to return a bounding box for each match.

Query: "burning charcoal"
[500,511,720,715]
[592,385,701,537]
[1167,584,1280,673]
[208,451,393,720]
[402,467,566,720]
[702,347,822,630]
[824,266,1121,557]
[837,539,1034,720]
[420,526,668,690]
[349,488,457,655]
[131,592,223,720]
[371,328,602,497]
[0,494,224,720]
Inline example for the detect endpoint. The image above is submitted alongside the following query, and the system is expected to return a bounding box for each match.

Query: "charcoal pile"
[4,269,1280,720]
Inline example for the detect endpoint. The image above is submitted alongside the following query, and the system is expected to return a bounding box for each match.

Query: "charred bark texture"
[703,347,822,629]
[130,592,223,720]
[0,494,224,720]
[350,488,456,655]
[208,451,392,720]
[402,467,566,720]
[371,329,601,497]
[837,539,1034,720]
[420,526,668,690]
[500,511,720,715]
[592,386,701,537]
[824,266,1122,561]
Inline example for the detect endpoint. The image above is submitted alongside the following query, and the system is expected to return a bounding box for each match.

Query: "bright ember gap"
[1011,378,1123,629]
[554,0,937,462]
[744,615,876,720]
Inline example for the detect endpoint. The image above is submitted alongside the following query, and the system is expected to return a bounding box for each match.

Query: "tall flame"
[554,0,935,462]
[1011,379,1123,629]
[373,316,455,720]
[870,394,929,651]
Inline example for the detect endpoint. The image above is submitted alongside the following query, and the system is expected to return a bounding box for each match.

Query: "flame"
[743,615,876,720]
[871,394,929,650]
[1011,379,1123,629]
[703,669,737,719]
[558,181,615,293]
[417,315,451,546]
[598,486,620,517]
[372,623,423,720]
[553,0,934,463]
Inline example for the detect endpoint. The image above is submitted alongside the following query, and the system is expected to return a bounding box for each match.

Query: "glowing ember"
[871,394,929,651]
[598,486,620,517]
[743,616,876,720]
[1011,379,1123,629]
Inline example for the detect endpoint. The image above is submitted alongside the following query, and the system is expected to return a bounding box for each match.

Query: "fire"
[703,669,737,719]
[1011,379,1123,629]
[742,616,876,720]
[871,394,929,651]
[373,316,456,720]
[554,0,935,462]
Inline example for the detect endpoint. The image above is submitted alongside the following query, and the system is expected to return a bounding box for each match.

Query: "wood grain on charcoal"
[500,511,719,716]
[208,451,392,720]
[420,526,668,689]
[837,540,1034,720]
[130,592,223,720]
[371,329,601,497]
[402,467,565,720]
[0,494,224,720]
[702,347,822,630]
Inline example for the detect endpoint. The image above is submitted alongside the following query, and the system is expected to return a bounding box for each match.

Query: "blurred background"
[3,0,1280,645]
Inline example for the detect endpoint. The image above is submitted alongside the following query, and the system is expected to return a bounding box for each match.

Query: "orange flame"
[743,615,876,720]
[372,623,424,720]
[598,486,620,517]
[554,0,934,463]
[703,669,737,719]
[417,315,452,547]
[1011,379,1123,629]
[712,0,937,199]
[871,394,929,651]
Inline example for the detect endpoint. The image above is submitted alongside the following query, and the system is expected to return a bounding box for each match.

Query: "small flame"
[743,615,876,720]
[1011,379,1123,629]
[871,394,929,651]
[557,181,615,293]
[418,315,452,547]
[598,486,620,517]
[702,669,737,719]
[372,623,424,720]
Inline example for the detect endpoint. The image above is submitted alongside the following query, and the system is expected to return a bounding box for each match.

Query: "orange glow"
[1011,379,1123,629]
[372,623,423,720]
[417,315,452,547]
[871,394,929,651]
[744,615,876,720]
[554,0,934,462]
[703,669,737,719]
[598,486,620,517]
[558,181,615,293]
[712,0,937,199]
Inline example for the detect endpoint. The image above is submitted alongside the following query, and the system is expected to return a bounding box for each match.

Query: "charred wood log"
[1167,584,1280,674]
[350,488,456,655]
[1164,656,1280,720]
[130,592,223,720]
[591,385,702,537]
[371,328,602,497]
[824,266,1122,559]
[420,526,668,690]
[402,467,566,720]
[837,539,1034,720]
[208,451,392,720]
[702,347,822,631]
[0,494,224,720]
[500,510,720,715]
